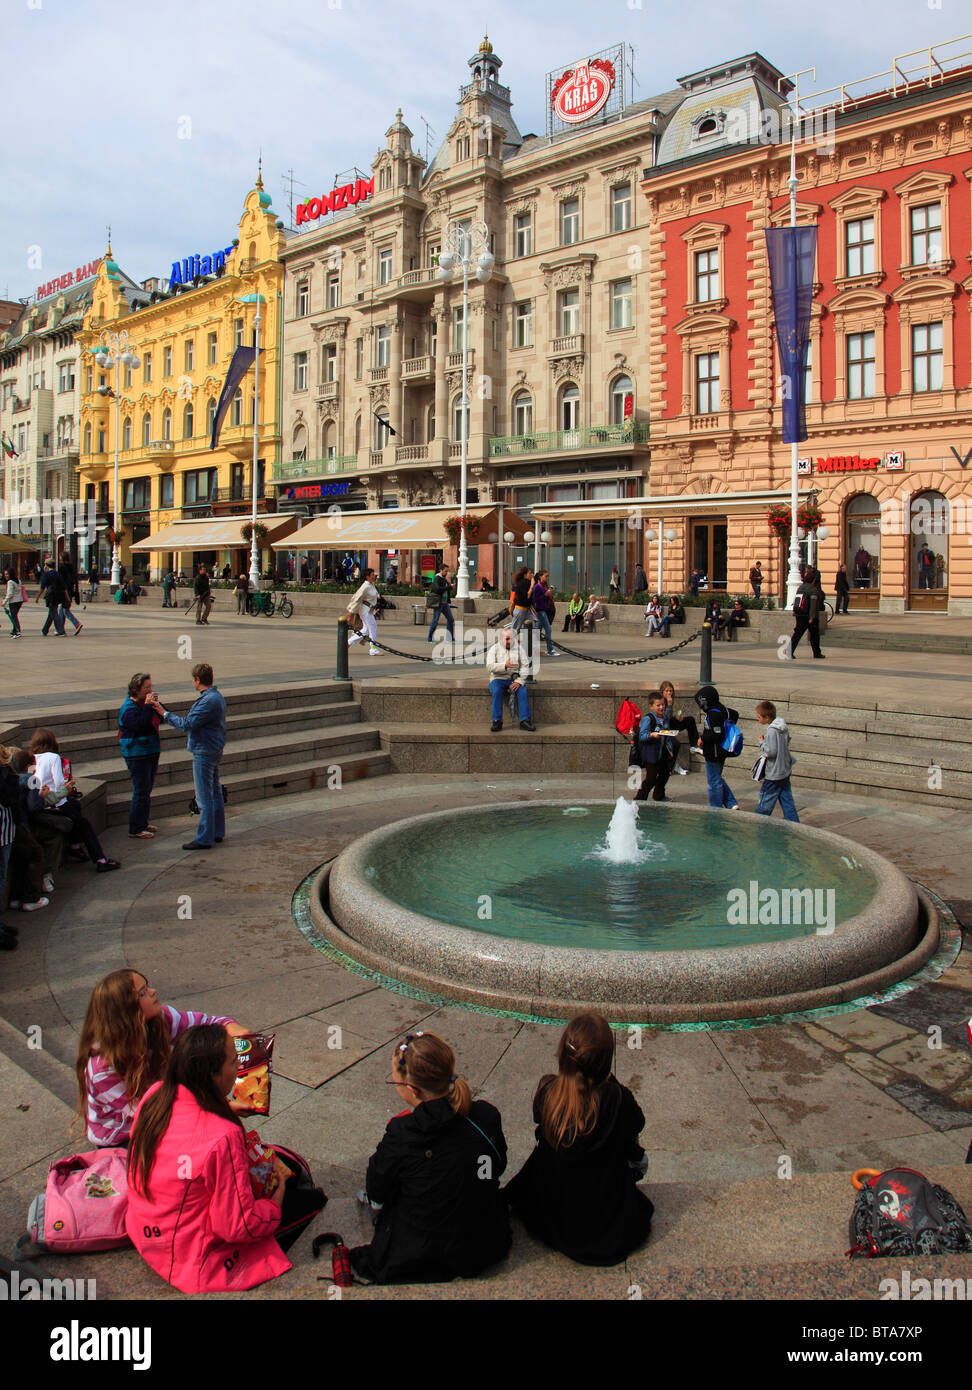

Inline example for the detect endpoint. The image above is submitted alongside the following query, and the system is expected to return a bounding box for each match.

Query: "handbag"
[348,612,364,633]
[751,754,767,782]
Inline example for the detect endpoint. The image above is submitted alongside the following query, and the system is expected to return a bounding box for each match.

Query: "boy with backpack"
[694,684,741,810]
[753,700,799,822]
[633,691,674,803]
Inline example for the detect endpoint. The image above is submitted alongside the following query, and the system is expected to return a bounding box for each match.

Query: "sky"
[1,0,965,301]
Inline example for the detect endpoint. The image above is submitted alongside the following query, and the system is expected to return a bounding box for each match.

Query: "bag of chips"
[232,1032,275,1116]
[244,1130,279,1201]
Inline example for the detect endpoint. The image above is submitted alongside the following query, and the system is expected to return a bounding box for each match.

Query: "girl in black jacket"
[505,1013,653,1266]
[350,1032,511,1285]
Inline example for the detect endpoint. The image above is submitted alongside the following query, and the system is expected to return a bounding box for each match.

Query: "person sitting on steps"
[487,628,536,732]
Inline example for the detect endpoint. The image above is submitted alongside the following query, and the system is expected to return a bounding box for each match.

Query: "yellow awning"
[130,515,297,552]
[272,505,528,550]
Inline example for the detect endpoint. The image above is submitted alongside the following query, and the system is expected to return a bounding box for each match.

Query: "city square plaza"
[0,598,971,1302]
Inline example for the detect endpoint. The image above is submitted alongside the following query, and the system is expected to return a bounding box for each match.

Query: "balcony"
[146,439,176,464]
[272,454,359,482]
[446,349,475,370]
[398,268,437,290]
[316,380,340,402]
[402,355,433,380]
[11,396,30,414]
[369,366,389,383]
[488,422,650,457]
[37,443,79,461]
[394,444,428,462]
[550,334,585,356]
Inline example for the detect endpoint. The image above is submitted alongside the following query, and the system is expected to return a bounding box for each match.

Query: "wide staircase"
[0,681,390,827]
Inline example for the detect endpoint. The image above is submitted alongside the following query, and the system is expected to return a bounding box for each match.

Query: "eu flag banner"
[765,226,817,444]
[210,346,256,450]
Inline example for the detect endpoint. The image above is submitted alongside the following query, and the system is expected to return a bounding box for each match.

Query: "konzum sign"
[551,58,615,124]
[296,178,374,227]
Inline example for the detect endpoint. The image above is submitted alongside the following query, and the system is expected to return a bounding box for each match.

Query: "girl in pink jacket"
[126,1024,292,1293]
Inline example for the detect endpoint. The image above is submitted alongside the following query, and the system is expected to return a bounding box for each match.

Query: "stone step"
[98,724,382,792]
[792,725,972,770]
[57,700,363,762]
[104,747,391,824]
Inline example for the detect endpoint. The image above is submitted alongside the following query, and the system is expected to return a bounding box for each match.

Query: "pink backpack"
[20,1150,132,1254]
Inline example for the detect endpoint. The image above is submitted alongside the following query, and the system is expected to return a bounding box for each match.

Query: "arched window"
[248,241,256,263]
[122,416,132,451]
[83,422,91,454]
[610,375,633,427]
[512,392,533,437]
[183,403,194,439]
[207,399,217,435]
[292,423,307,461]
[559,383,579,432]
[427,405,435,442]
[162,408,171,441]
[141,412,151,447]
[452,394,469,442]
[353,414,361,454]
[910,490,948,596]
[323,420,336,459]
[231,389,242,427]
[845,493,880,592]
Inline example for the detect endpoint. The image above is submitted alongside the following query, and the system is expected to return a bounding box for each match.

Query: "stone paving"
[1,605,971,1299]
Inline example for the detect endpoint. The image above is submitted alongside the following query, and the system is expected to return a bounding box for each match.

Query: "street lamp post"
[94,329,141,589]
[437,220,494,601]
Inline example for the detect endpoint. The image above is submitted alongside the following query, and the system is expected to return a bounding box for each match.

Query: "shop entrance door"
[690,519,728,591]
[908,492,948,612]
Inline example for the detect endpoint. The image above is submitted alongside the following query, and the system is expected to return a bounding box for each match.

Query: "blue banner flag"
[765,226,817,444]
[210,346,256,450]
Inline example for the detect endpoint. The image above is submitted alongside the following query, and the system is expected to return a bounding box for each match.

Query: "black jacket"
[354,1098,511,1285]
[695,684,738,764]
[506,1076,653,1266]
[428,573,453,609]
[194,571,211,598]
[835,570,850,595]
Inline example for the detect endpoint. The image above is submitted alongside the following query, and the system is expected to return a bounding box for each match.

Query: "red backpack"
[615,699,642,738]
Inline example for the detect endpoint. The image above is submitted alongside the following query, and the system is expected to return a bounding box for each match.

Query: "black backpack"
[792,589,810,616]
[848,1167,972,1258]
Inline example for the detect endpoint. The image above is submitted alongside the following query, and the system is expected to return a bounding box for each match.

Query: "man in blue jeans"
[148,662,226,849]
[426,562,455,642]
[486,629,536,732]
[694,683,739,810]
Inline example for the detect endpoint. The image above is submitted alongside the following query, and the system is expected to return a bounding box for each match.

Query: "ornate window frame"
[826,286,888,402]
[829,186,886,288]
[892,276,956,395]
[672,310,735,416]
[894,170,953,277]
[681,222,728,314]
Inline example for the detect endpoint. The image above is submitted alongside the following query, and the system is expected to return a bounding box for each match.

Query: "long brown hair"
[394,1031,472,1118]
[128,1025,241,1198]
[539,1013,615,1149]
[75,970,172,1129]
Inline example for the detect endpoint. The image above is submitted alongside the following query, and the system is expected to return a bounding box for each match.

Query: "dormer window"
[692,110,726,141]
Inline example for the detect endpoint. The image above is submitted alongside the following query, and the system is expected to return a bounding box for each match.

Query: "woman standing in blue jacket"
[118,673,162,839]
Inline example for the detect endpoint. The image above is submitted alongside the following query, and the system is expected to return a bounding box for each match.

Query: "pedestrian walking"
[235,572,250,615]
[695,684,739,810]
[87,562,100,601]
[161,570,175,608]
[194,564,213,625]
[118,673,162,839]
[509,566,533,634]
[834,564,850,615]
[633,563,648,595]
[788,564,825,658]
[57,557,83,635]
[148,664,226,850]
[36,563,66,636]
[426,562,456,642]
[749,561,762,598]
[347,567,381,655]
[3,567,24,638]
[753,700,799,822]
[530,570,559,656]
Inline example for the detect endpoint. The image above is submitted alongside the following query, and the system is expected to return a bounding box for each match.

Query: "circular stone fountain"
[311,800,939,1024]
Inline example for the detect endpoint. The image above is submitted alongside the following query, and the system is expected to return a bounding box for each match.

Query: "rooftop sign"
[36,259,101,301]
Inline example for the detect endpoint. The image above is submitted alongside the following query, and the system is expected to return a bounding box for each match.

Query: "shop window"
[910,491,948,594]
[160,474,173,509]
[846,493,880,591]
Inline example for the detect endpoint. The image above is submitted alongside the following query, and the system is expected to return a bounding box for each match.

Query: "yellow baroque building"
[77,177,285,581]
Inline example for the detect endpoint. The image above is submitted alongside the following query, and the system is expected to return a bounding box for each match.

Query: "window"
[83,423,91,454]
[294,352,308,391]
[452,307,468,352]
[231,462,245,497]
[142,353,151,384]
[122,417,132,450]
[208,332,218,365]
[847,332,875,399]
[514,212,532,258]
[430,319,437,356]
[910,203,942,267]
[323,421,337,458]
[296,280,310,317]
[326,273,339,309]
[183,402,194,438]
[355,338,363,378]
[451,394,469,442]
[560,384,579,431]
[84,365,93,393]
[142,412,151,446]
[695,353,720,414]
[57,363,75,392]
[559,289,579,337]
[207,399,217,435]
[560,198,580,246]
[162,346,172,377]
[455,135,471,161]
[234,318,244,348]
[160,474,173,509]
[513,393,533,436]
[323,344,337,382]
[695,249,718,303]
[802,340,813,405]
[610,279,633,330]
[183,468,218,504]
[911,322,943,392]
[611,375,633,426]
[378,165,391,191]
[184,340,194,371]
[378,247,393,285]
[611,184,632,233]
[122,478,151,510]
[121,361,131,389]
[376,326,391,368]
[231,390,243,426]
[845,218,875,277]
[513,302,532,349]
[161,408,171,440]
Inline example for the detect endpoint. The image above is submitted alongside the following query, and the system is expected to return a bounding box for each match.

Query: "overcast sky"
[1,0,963,300]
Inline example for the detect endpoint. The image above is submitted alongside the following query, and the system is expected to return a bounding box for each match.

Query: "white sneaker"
[42,874,54,893]
[368,647,381,655]
[675,765,688,775]
[22,897,50,911]
[690,747,704,756]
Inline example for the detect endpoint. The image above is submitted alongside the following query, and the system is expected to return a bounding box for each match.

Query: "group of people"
[704,596,750,642]
[2,558,84,638]
[73,973,653,1291]
[643,594,685,639]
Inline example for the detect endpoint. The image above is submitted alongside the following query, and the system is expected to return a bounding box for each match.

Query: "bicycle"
[81,583,98,606]
[249,590,293,618]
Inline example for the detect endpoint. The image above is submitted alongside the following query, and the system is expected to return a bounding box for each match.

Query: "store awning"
[130,514,298,552]
[532,490,817,523]
[271,505,529,550]
[0,533,31,554]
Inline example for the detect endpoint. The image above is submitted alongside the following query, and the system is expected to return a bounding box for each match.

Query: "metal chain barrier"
[361,626,702,667]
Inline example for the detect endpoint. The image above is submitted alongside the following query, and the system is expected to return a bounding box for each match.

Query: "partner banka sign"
[169,246,235,291]
[296,177,374,227]
[36,259,101,301]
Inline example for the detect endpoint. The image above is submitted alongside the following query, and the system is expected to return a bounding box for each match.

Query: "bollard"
[334,616,350,681]
[699,622,712,685]
[525,621,536,684]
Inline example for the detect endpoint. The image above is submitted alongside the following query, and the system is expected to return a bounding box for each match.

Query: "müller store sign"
[798,452,905,475]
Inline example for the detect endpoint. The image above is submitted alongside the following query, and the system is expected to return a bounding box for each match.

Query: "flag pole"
[249,301,261,592]
[786,119,801,610]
